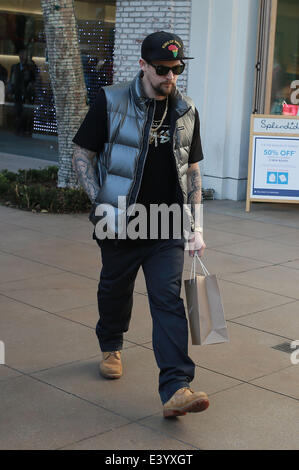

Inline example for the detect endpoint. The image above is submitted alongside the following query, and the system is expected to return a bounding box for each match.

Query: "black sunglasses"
[148,62,185,76]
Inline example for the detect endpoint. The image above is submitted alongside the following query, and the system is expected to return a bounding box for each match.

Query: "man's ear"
[139,58,147,72]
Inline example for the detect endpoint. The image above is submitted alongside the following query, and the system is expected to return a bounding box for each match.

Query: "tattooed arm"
[72,144,99,203]
[187,163,202,228]
[187,163,206,257]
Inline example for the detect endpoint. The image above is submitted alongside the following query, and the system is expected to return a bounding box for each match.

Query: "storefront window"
[270,0,299,115]
[0,0,116,143]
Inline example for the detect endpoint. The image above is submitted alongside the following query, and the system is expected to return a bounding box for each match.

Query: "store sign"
[246,115,299,211]
[253,117,299,134]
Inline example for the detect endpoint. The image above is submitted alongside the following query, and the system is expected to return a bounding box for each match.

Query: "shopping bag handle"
[190,253,210,280]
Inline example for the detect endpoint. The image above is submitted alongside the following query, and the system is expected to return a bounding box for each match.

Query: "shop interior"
[0,0,115,159]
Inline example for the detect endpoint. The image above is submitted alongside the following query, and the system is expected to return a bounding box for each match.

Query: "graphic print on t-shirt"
[149,123,170,147]
[149,98,171,148]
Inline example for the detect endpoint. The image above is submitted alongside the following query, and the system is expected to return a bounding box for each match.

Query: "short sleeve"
[188,108,204,164]
[72,89,107,153]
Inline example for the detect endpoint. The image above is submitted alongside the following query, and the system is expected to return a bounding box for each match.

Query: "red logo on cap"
[168,44,178,58]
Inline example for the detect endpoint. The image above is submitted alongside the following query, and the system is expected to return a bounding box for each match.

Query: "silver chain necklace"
[149,97,169,147]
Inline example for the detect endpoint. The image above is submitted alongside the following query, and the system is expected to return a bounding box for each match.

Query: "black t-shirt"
[73,88,204,239]
[137,98,174,208]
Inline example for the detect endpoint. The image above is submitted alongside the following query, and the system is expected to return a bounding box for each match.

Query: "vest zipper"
[172,122,184,203]
[126,99,156,219]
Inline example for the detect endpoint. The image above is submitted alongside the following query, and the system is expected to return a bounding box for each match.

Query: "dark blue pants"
[95,237,195,404]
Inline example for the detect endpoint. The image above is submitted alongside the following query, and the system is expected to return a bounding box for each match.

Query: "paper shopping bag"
[184,255,229,345]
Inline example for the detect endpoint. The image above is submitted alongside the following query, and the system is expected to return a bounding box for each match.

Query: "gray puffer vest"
[90,71,196,234]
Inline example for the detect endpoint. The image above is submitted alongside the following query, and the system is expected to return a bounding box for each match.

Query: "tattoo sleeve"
[187,164,203,232]
[72,144,100,203]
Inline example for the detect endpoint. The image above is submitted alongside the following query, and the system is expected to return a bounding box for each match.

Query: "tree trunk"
[41,0,88,188]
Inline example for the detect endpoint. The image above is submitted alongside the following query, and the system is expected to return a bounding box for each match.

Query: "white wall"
[188,0,260,200]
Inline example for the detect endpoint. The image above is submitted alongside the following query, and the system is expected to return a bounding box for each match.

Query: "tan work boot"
[99,351,122,379]
[163,387,209,418]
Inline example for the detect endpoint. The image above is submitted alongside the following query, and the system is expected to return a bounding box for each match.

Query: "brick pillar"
[113,0,192,93]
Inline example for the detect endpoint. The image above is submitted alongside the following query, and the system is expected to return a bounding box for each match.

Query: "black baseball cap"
[141,31,194,62]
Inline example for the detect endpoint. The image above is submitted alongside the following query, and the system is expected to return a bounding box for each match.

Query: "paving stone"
[0,223,58,252]
[254,213,299,229]
[10,238,102,278]
[0,206,16,219]
[0,153,56,172]
[134,269,148,295]
[61,422,196,450]
[267,228,299,248]
[1,200,299,449]
[187,322,291,382]
[212,238,299,264]
[204,216,293,237]
[0,297,99,372]
[0,293,10,303]
[252,366,299,400]
[280,259,299,270]
[0,221,95,250]
[33,346,162,421]
[233,301,299,339]
[0,272,98,312]
[0,252,61,284]
[0,375,128,450]
[0,365,21,381]
[140,383,299,450]
[202,212,247,226]
[183,247,270,276]
[202,227,252,248]
[222,265,299,299]
[55,303,99,327]
[56,293,152,345]
[33,344,241,422]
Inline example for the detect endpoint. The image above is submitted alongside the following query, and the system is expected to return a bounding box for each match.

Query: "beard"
[152,81,175,97]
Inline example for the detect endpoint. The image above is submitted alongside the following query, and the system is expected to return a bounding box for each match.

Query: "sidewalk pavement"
[0,152,57,173]
[0,130,59,163]
[0,158,299,449]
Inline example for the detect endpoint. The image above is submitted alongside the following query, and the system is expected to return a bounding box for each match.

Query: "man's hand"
[188,231,206,258]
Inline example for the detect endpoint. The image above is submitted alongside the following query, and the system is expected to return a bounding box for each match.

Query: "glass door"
[265,0,299,114]
[0,0,116,138]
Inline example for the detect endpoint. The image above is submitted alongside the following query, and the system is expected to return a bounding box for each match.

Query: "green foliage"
[15,166,58,184]
[0,166,91,213]
[0,170,17,183]
[0,173,10,195]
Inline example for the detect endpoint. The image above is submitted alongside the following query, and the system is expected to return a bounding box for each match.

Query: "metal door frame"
[253,0,278,114]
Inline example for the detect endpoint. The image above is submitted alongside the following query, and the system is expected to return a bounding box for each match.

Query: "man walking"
[73,32,209,418]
